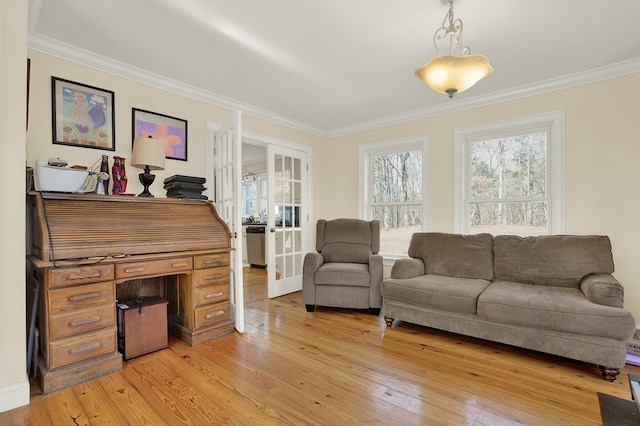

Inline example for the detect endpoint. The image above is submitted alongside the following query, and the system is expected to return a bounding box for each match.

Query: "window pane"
[242,182,257,215]
[468,201,548,236]
[372,151,422,203]
[371,204,421,255]
[470,132,547,200]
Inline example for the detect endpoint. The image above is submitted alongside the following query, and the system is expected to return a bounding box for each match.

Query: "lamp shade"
[415,54,493,98]
[131,137,165,170]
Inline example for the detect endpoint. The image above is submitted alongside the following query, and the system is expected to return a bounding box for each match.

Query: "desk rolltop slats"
[32,192,230,262]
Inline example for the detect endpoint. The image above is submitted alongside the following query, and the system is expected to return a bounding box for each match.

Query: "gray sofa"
[381,232,636,381]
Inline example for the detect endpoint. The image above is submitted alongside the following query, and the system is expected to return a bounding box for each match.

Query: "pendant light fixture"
[415,0,493,98]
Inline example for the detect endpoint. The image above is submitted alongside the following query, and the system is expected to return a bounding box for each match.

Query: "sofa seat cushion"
[477,281,635,340]
[315,263,370,287]
[382,275,492,315]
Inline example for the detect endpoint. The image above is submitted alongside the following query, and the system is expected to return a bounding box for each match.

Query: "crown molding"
[28,32,640,140]
[27,34,330,138]
[328,58,640,137]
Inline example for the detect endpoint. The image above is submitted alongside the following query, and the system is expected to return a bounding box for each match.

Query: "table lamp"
[131,136,165,197]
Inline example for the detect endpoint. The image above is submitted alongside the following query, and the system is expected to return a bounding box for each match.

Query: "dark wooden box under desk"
[117,297,168,360]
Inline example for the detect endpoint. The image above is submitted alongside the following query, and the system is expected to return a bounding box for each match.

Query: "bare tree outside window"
[468,132,548,235]
[370,150,422,255]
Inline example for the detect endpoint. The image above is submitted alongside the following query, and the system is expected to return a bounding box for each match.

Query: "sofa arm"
[390,257,425,279]
[580,274,624,307]
[303,252,324,305]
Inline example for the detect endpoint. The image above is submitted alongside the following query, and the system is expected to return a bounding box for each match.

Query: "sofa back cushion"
[407,232,494,280]
[494,235,614,288]
[316,219,379,264]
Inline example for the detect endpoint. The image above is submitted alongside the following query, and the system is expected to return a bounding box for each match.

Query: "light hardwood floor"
[3,267,640,425]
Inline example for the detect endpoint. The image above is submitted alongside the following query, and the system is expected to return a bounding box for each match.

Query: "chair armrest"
[580,274,624,307]
[390,257,425,279]
[302,252,324,305]
[369,254,384,308]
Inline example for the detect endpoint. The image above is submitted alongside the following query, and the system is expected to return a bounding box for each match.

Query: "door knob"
[270,228,276,233]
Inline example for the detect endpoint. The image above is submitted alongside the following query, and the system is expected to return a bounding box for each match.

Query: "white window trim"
[453,110,565,235]
[359,135,430,264]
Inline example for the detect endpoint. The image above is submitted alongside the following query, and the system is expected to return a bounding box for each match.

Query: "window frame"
[359,135,430,263]
[453,110,565,235]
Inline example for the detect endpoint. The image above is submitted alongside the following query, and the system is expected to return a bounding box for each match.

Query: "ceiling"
[27,0,640,137]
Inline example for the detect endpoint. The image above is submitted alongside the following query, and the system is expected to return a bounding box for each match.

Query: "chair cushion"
[382,275,492,314]
[477,281,635,340]
[315,263,371,287]
[494,235,614,288]
[317,219,377,263]
[407,232,494,280]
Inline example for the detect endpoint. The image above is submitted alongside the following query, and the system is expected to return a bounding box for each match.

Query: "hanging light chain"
[433,1,470,57]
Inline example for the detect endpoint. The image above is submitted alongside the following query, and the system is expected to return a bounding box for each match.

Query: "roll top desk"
[27,192,234,394]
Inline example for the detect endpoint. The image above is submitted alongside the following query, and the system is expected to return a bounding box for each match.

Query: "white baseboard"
[0,378,30,413]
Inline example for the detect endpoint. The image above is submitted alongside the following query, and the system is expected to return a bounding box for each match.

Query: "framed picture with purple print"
[132,108,188,161]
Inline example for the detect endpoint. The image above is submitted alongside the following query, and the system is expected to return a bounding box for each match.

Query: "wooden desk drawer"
[49,328,116,369]
[50,304,116,340]
[194,301,230,329]
[48,265,114,289]
[195,253,229,269]
[195,284,229,306]
[116,257,193,280]
[49,281,114,315]
[194,267,229,287]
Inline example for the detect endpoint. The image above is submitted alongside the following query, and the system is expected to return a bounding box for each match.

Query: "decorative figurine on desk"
[111,156,127,195]
[94,172,110,194]
[99,155,110,194]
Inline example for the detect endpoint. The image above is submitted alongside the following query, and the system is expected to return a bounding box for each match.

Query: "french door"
[267,144,308,298]
[212,112,244,333]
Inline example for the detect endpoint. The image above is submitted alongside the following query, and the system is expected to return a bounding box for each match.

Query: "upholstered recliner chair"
[303,218,383,314]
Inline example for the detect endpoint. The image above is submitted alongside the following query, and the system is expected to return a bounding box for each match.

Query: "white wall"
[317,73,640,324]
[26,51,323,192]
[0,0,30,412]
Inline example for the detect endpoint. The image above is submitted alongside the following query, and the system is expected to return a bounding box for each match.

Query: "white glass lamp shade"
[415,54,493,98]
[131,136,166,171]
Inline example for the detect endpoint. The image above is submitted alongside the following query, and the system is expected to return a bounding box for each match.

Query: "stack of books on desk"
[164,175,208,199]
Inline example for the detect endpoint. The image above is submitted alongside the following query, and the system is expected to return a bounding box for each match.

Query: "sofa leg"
[305,304,315,312]
[384,316,395,327]
[599,365,620,382]
[370,308,380,316]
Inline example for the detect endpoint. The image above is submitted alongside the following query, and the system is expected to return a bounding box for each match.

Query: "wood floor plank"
[94,372,169,425]
[3,266,640,425]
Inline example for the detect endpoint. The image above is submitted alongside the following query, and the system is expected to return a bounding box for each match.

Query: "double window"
[359,111,564,259]
[359,136,430,257]
[454,111,565,235]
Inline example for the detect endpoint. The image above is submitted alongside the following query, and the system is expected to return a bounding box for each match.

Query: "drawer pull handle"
[205,310,225,319]
[204,292,224,299]
[171,263,189,268]
[70,341,102,354]
[204,258,223,265]
[70,316,102,327]
[68,292,100,302]
[204,274,224,280]
[69,273,102,280]
[124,267,145,273]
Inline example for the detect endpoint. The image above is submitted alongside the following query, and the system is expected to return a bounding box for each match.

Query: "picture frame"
[51,76,115,151]
[132,108,188,161]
